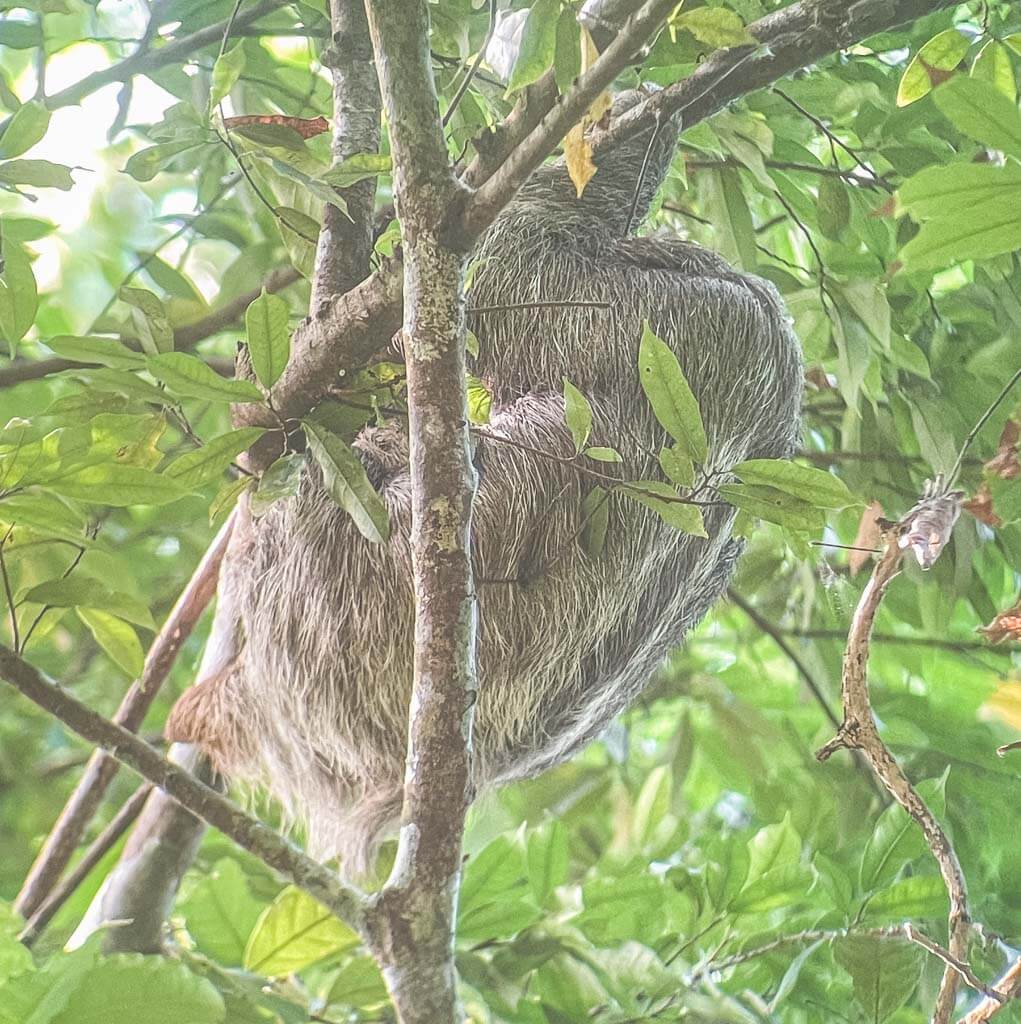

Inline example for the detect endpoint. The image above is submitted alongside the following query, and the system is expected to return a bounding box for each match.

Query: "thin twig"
[949,364,1021,486]
[0,526,19,652]
[19,783,154,946]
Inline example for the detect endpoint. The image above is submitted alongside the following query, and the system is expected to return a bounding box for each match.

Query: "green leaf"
[527,820,568,904]
[45,464,191,506]
[896,29,969,107]
[746,814,801,880]
[562,377,593,452]
[863,876,949,922]
[860,774,948,891]
[972,40,1016,101]
[730,863,814,914]
[302,419,390,543]
[817,176,850,240]
[933,75,1021,161]
[460,834,528,915]
[244,289,290,388]
[23,578,155,629]
[244,886,359,976]
[0,158,74,189]
[900,200,1021,270]
[48,955,225,1024]
[637,323,707,462]
[718,483,824,532]
[580,485,610,558]
[209,41,246,109]
[585,446,620,462]
[675,7,754,48]
[467,376,492,424]
[249,453,303,516]
[506,0,559,93]
[164,428,266,489]
[76,608,144,677]
[659,446,694,487]
[210,474,251,526]
[119,286,173,354]
[123,142,204,182]
[146,352,264,403]
[0,241,37,349]
[319,153,392,188]
[898,161,1021,221]
[704,166,757,270]
[45,335,146,370]
[0,100,49,158]
[553,7,581,95]
[623,481,707,537]
[732,459,855,508]
[834,936,923,1024]
[179,858,264,966]
[632,764,672,849]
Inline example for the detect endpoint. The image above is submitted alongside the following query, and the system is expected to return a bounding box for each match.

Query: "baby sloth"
[168,100,803,873]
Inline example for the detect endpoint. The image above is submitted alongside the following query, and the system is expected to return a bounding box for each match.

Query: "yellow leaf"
[984,681,1021,730]
[565,122,596,197]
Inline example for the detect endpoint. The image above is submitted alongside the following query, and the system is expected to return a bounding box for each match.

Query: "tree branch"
[14,514,233,920]
[0,267,300,391]
[0,644,367,933]
[816,504,971,1024]
[357,4,475,1022]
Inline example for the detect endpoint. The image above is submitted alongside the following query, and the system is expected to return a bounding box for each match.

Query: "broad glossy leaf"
[562,377,592,452]
[675,7,754,48]
[146,352,264,403]
[45,335,146,370]
[244,289,290,388]
[833,936,923,1024]
[933,75,1021,161]
[123,142,204,182]
[179,858,264,966]
[0,158,73,189]
[48,955,224,1024]
[244,886,358,976]
[623,481,707,537]
[718,483,824,532]
[163,428,266,489]
[580,485,609,558]
[896,29,969,107]
[319,153,392,188]
[972,40,1016,101]
[900,200,1021,270]
[0,100,49,158]
[209,42,246,109]
[506,0,559,93]
[23,577,155,629]
[0,241,37,349]
[637,323,707,462]
[76,608,144,677]
[898,161,1021,221]
[302,419,389,543]
[732,459,855,508]
[45,464,191,506]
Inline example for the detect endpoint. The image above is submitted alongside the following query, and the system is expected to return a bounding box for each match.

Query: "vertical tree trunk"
[361,3,478,1021]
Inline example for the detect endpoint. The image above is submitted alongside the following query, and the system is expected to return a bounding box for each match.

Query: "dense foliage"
[2,0,1021,1020]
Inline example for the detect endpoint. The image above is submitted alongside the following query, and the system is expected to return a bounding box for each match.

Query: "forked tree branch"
[14,513,235,920]
[0,644,368,932]
[816,509,972,1023]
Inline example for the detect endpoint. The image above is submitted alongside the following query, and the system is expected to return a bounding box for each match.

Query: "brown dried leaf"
[979,596,1021,644]
[565,122,597,197]
[964,481,1003,527]
[223,114,330,139]
[849,500,883,576]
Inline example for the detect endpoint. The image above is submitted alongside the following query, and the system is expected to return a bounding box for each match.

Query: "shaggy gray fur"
[171,101,803,874]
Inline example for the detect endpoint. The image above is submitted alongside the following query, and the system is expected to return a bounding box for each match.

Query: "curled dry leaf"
[964,481,1002,527]
[978,596,1021,644]
[849,500,883,576]
[223,114,330,139]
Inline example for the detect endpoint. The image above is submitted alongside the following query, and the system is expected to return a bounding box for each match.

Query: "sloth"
[167,96,803,874]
